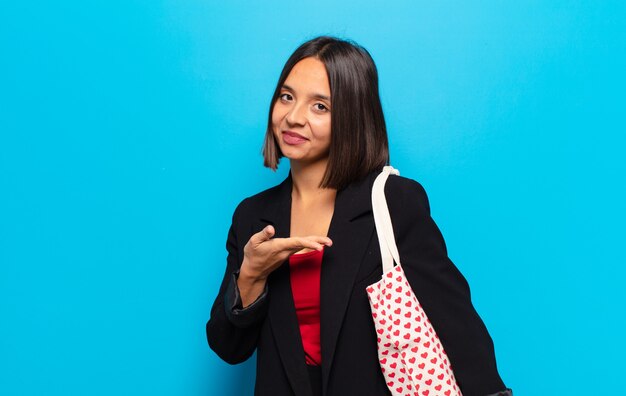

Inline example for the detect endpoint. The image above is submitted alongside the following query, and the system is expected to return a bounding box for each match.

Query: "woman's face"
[272,57,332,166]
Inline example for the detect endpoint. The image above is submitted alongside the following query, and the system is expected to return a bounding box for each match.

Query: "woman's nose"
[286,102,307,126]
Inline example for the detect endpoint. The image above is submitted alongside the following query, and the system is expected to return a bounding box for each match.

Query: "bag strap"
[371,165,402,273]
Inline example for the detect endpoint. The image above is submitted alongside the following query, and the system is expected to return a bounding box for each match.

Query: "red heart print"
[427,369,434,375]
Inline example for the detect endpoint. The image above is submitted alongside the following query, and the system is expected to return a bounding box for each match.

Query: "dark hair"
[262,35,390,191]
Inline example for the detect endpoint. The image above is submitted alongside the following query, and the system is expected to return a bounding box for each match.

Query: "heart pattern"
[367,265,462,396]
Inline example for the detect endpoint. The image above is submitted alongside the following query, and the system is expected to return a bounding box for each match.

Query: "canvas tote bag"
[366,166,462,396]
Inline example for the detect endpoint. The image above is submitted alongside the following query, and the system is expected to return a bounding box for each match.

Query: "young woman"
[206,36,512,396]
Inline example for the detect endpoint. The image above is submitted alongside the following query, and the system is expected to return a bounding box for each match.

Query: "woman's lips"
[282,131,308,145]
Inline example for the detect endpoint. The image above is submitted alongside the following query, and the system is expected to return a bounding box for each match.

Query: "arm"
[205,199,269,364]
[385,176,511,396]
[206,196,332,364]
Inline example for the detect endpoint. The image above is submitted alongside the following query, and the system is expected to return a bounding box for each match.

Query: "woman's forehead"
[283,58,331,99]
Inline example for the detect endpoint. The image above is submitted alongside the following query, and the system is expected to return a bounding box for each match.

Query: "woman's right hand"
[241,225,332,280]
[236,225,332,307]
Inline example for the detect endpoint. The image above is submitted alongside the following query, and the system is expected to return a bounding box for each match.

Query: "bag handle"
[371,165,402,274]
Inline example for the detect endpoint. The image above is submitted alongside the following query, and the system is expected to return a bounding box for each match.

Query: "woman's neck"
[290,158,336,205]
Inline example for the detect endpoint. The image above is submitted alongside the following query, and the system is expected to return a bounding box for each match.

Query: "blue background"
[1,1,625,395]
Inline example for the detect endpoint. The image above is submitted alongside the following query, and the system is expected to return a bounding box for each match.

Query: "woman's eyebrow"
[281,84,330,101]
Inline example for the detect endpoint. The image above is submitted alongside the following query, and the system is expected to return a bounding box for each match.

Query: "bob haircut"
[262,35,390,191]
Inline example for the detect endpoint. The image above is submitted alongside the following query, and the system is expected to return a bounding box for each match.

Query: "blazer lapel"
[254,171,312,396]
[269,262,313,396]
[320,170,378,395]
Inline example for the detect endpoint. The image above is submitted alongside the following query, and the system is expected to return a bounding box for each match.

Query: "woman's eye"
[315,103,329,112]
[279,93,292,101]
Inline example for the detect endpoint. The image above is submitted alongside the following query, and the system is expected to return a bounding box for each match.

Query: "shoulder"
[384,173,431,216]
[230,179,285,220]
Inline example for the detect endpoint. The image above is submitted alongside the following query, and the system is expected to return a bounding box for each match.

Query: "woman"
[206,36,512,396]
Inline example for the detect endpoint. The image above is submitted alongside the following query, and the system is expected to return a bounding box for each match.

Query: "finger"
[296,235,333,248]
[308,236,332,246]
[287,236,327,252]
[251,225,275,244]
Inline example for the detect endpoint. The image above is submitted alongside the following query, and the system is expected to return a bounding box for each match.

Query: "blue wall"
[1,1,624,395]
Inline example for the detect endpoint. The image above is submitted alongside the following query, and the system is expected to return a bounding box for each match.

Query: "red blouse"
[289,246,324,366]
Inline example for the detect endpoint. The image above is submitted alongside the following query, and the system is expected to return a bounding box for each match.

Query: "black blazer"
[206,168,511,396]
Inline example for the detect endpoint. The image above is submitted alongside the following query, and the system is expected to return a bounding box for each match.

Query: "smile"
[282,131,308,145]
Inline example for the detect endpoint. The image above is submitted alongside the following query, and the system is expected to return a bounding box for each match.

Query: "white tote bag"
[366,166,462,396]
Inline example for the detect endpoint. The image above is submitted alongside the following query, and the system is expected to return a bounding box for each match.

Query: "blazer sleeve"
[205,198,269,364]
[385,176,511,396]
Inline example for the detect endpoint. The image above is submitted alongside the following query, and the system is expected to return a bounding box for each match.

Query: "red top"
[289,247,324,366]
